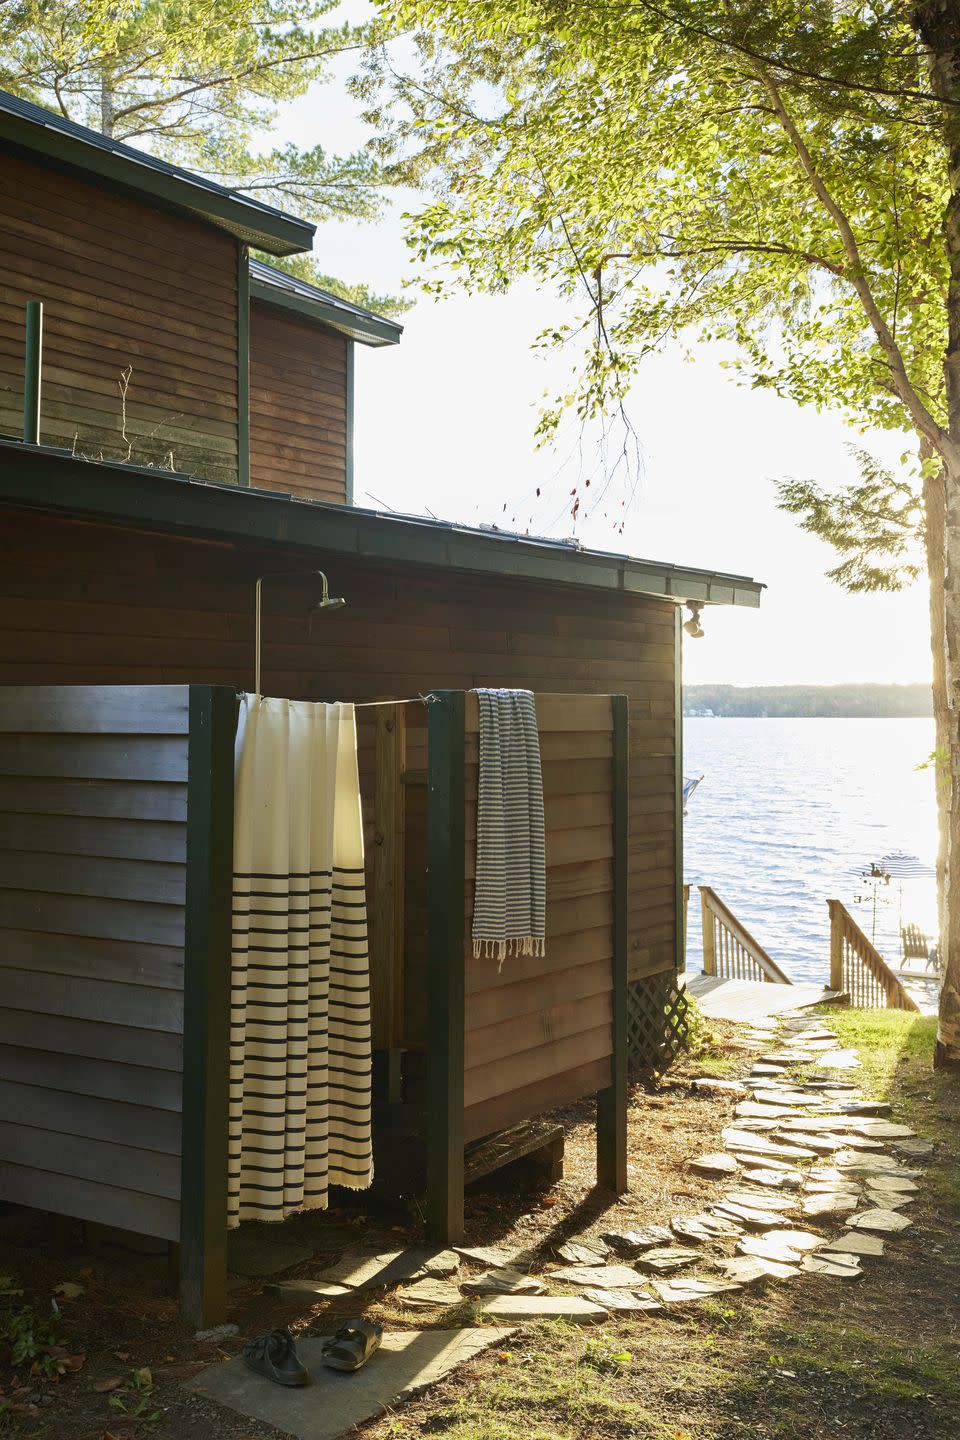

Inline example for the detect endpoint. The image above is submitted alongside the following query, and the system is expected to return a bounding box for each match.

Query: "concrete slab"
[684,974,837,1021]
[185,1328,515,1440]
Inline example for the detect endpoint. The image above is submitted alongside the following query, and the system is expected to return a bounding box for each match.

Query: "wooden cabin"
[0,91,763,1324]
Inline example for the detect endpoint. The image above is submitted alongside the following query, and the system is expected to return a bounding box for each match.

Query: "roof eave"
[250,274,403,347]
[0,114,314,256]
[0,442,763,608]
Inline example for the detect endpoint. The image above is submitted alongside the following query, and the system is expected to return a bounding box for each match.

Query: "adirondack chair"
[901,923,937,973]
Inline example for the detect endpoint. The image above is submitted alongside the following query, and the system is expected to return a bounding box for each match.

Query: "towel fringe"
[473,935,545,970]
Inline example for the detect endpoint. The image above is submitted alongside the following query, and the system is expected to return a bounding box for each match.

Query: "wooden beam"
[371,702,406,1053]
[597,692,628,1193]
[179,685,237,1327]
[426,690,466,1244]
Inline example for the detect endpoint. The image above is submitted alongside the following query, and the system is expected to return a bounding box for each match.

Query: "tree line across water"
[684,684,933,718]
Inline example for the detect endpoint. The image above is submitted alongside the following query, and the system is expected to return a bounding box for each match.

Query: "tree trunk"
[923,467,949,954]
[914,1,960,1067]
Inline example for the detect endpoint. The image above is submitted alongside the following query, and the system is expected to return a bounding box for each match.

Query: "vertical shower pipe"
[23,301,43,444]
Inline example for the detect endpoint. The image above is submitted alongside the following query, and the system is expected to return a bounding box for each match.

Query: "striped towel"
[471,688,546,965]
[227,695,373,1227]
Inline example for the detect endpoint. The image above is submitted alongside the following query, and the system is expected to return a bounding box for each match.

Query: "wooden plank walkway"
[684,973,838,1022]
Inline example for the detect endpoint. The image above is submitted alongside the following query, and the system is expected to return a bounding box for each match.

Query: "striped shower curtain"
[227,696,373,1227]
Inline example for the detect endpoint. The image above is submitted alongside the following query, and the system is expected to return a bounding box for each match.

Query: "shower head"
[309,572,346,612]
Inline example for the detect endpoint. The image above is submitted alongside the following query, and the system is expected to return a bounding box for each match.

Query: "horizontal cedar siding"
[0,511,680,981]
[249,301,347,502]
[0,684,189,1242]
[0,151,239,484]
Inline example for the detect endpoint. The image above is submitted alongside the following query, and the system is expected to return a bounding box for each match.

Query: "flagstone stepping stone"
[556,1240,609,1265]
[751,1064,788,1077]
[802,1192,860,1218]
[712,1202,792,1230]
[226,1230,314,1278]
[864,1185,913,1208]
[736,1101,798,1119]
[652,1277,743,1305]
[836,1100,892,1117]
[743,1167,804,1190]
[804,1179,861,1196]
[824,1231,885,1258]
[478,1294,608,1323]
[861,1174,918,1195]
[848,1121,916,1140]
[738,1231,820,1264]
[802,1252,863,1279]
[846,1208,912,1233]
[721,1131,818,1161]
[635,1247,702,1274]
[779,1116,859,1132]
[771,1131,841,1155]
[186,1327,517,1440]
[266,1279,354,1301]
[689,1153,739,1177]
[399,1278,463,1307]
[752,1090,826,1108]
[583,1287,662,1314]
[836,1153,920,1177]
[601,1227,673,1254]
[461,1269,546,1296]
[732,1118,782,1133]
[692,1077,748,1094]
[893,1137,934,1158]
[724,1188,798,1212]
[453,1245,518,1269]
[671,1213,743,1242]
[795,1080,858,1092]
[717,1256,798,1284]
[809,1051,862,1069]
[317,1249,452,1291]
[550,1264,648,1289]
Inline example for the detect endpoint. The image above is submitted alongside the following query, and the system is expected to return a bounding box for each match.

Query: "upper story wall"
[0,150,240,484]
[249,301,348,504]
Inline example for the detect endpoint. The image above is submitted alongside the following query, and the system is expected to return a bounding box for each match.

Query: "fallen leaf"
[113,1351,130,1362]
[55,1282,85,1300]
[92,1377,123,1393]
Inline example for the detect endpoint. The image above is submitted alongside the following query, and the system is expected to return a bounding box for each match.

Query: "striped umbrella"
[874,851,935,881]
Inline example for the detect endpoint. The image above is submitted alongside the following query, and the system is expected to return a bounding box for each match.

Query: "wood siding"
[0,151,239,483]
[0,685,188,1241]
[461,692,614,1142]
[0,509,679,983]
[249,302,348,502]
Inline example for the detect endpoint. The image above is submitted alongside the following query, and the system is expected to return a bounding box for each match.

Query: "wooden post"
[828,899,843,993]
[179,686,237,1328]
[426,691,466,1244]
[701,888,716,975]
[597,693,628,1194]
[371,703,406,1076]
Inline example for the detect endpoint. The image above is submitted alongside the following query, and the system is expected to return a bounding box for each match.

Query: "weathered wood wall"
[0,508,679,983]
[0,151,239,483]
[249,302,348,502]
[0,685,187,1240]
[461,692,614,1142]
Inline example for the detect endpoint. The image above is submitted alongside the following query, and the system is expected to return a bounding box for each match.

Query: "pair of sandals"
[243,1319,382,1387]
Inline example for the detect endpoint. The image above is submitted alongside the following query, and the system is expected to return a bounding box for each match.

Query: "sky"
[268,5,933,689]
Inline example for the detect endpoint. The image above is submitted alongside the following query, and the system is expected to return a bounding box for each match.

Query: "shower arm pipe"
[254,568,341,700]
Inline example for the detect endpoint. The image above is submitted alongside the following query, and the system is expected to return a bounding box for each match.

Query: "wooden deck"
[683,972,838,1022]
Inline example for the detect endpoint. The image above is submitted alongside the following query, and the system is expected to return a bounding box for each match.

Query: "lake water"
[683,717,938,985]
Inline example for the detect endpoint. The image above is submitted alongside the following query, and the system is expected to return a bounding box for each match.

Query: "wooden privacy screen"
[461,692,617,1143]
[0,686,190,1241]
[423,690,628,1243]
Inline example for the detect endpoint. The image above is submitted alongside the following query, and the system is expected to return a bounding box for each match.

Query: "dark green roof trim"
[250,260,403,347]
[0,89,314,256]
[0,441,763,607]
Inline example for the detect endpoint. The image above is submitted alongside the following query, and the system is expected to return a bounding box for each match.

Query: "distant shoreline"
[684,683,932,719]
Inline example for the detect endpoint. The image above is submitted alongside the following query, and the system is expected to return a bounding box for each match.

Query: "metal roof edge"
[0,442,764,607]
[0,93,314,256]
[249,265,403,347]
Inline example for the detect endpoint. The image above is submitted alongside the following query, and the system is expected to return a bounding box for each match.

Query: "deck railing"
[827,900,920,1011]
[700,886,792,984]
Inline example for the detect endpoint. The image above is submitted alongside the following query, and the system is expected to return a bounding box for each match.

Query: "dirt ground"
[1,1008,958,1440]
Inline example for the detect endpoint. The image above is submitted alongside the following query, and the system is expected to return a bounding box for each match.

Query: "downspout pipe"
[23,300,43,445]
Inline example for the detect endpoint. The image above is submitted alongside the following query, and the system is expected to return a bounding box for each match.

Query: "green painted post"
[237,247,250,487]
[345,339,355,504]
[180,685,237,1326]
[597,692,629,1192]
[426,690,466,1243]
[23,301,43,444]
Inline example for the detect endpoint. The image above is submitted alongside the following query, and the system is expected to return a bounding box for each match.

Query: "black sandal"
[242,1328,310,1387]
[321,1318,383,1372]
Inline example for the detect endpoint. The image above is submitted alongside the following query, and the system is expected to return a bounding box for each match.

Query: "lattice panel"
[626,973,690,1072]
